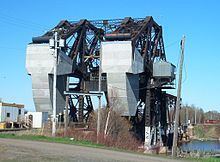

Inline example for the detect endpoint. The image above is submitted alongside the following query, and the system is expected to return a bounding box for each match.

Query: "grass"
[193,125,220,139]
[189,157,220,162]
[0,133,144,154]
[194,126,206,138]
[0,133,171,159]
[0,133,104,148]
[0,133,219,162]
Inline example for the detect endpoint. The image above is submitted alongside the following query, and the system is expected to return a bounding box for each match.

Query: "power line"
[0,76,6,79]
[165,40,179,48]
[0,11,50,32]
[0,46,24,52]
[0,12,46,28]
[0,10,49,30]
[108,84,153,91]
[0,17,44,32]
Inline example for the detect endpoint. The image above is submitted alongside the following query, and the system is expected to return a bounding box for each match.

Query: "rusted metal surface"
[0,102,24,108]
[28,17,177,145]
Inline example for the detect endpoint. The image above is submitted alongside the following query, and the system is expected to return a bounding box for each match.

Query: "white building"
[0,101,25,123]
[26,112,48,128]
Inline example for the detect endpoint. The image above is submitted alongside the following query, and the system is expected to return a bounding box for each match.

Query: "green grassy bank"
[0,133,104,148]
[0,133,219,162]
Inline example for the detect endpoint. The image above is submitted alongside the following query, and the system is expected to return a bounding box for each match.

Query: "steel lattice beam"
[30,17,176,144]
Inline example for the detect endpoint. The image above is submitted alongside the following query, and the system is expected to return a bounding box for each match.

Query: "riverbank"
[1,133,220,162]
[190,125,220,140]
[0,138,186,162]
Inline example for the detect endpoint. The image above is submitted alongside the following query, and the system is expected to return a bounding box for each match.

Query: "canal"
[181,140,220,153]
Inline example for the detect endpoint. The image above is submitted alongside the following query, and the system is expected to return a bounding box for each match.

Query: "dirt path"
[0,138,186,162]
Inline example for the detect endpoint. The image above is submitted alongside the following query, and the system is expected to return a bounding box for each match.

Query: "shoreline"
[190,136,220,141]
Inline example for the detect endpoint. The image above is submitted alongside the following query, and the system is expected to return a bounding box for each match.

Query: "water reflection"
[181,140,220,153]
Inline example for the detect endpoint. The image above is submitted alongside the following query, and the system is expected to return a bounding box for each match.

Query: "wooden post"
[97,47,102,143]
[64,76,69,137]
[172,36,185,157]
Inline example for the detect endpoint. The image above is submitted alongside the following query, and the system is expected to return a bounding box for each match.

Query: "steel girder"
[33,17,176,142]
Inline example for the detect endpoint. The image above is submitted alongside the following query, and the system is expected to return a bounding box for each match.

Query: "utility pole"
[52,31,58,137]
[97,51,102,143]
[172,36,185,157]
[194,108,197,125]
[64,76,69,137]
[186,106,189,125]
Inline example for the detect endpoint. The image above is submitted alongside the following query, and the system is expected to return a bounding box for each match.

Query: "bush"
[54,108,142,152]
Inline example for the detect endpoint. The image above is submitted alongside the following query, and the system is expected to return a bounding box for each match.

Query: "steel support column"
[144,77,151,147]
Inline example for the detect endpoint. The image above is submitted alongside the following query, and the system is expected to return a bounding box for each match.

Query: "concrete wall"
[101,41,143,116]
[101,41,144,74]
[26,44,72,114]
[107,73,139,116]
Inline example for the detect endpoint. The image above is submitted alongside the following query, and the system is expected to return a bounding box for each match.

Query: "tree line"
[179,105,220,124]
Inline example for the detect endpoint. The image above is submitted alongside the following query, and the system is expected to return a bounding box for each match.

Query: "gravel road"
[0,138,187,162]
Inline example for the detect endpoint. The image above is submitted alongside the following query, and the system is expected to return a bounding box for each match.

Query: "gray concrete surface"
[0,138,187,162]
[26,44,72,114]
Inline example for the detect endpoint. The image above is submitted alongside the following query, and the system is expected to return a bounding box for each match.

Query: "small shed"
[26,112,48,128]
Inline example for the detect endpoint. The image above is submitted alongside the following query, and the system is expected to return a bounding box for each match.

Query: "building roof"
[0,102,24,108]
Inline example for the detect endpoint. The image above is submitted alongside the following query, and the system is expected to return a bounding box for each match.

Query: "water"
[181,140,220,153]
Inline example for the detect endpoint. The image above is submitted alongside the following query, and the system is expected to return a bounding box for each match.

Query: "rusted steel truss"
[33,17,176,142]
